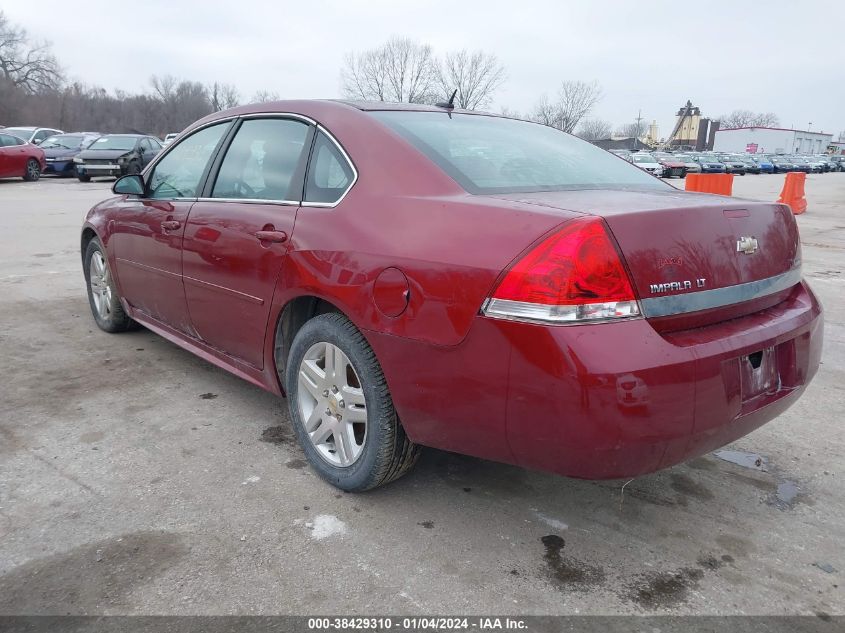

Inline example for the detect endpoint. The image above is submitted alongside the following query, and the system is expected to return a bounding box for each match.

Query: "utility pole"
[634,109,643,150]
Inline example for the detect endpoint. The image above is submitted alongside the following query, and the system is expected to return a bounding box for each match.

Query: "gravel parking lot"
[0,174,843,616]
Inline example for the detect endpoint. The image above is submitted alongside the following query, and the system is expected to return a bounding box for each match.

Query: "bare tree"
[718,109,780,129]
[499,106,524,119]
[208,82,240,111]
[576,118,613,141]
[616,121,647,138]
[529,80,602,133]
[251,90,280,103]
[342,37,437,103]
[436,49,505,110]
[150,74,178,102]
[0,10,62,93]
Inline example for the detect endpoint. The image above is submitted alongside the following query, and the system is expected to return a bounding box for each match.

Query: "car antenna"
[435,89,458,110]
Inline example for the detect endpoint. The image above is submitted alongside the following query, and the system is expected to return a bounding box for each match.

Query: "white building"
[713,127,833,154]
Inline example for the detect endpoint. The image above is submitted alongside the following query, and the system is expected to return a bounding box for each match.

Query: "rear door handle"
[161,220,181,231]
[255,230,288,243]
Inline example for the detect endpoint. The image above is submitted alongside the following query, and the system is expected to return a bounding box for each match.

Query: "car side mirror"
[113,174,145,196]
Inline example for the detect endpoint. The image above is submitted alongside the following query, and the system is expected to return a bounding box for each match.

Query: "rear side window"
[304,131,355,204]
[148,122,230,199]
[371,111,665,194]
[0,134,16,147]
[212,118,310,201]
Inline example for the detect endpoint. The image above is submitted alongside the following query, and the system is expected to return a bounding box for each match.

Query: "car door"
[3,135,30,175]
[110,121,232,333]
[182,116,314,367]
[0,135,13,177]
[140,138,160,167]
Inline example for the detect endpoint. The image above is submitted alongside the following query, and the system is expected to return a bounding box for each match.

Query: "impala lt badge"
[737,236,759,254]
[649,278,707,294]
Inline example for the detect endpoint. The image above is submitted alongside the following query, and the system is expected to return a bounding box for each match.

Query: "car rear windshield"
[370,111,664,194]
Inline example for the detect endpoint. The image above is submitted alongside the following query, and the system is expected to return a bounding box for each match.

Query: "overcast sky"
[4,0,843,137]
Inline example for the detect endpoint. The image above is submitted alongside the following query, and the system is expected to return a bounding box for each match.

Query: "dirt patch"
[670,473,715,501]
[261,425,294,446]
[540,535,605,590]
[0,531,189,614]
[629,567,705,609]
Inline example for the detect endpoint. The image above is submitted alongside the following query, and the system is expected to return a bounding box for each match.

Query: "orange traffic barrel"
[777,172,807,215]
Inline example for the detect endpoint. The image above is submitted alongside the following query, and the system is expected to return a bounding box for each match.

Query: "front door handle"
[161,220,181,231]
[255,230,288,243]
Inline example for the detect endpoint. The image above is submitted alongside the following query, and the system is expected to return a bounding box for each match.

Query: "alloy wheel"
[89,251,113,319]
[297,341,368,467]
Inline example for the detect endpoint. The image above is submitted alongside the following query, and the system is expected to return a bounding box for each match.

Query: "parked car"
[738,156,761,174]
[40,133,101,177]
[805,156,828,173]
[787,157,813,173]
[80,101,823,491]
[769,156,797,173]
[653,153,686,178]
[74,134,162,181]
[631,152,664,176]
[0,131,46,180]
[716,155,747,175]
[830,156,845,172]
[693,155,727,173]
[1,126,64,145]
[672,154,701,174]
[162,133,179,146]
[749,155,774,174]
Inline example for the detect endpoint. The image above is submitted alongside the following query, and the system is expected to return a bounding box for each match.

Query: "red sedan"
[80,101,823,491]
[0,132,45,181]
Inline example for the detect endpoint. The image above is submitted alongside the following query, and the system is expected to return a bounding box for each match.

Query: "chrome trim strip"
[300,123,359,209]
[143,113,358,209]
[639,267,802,318]
[195,197,299,206]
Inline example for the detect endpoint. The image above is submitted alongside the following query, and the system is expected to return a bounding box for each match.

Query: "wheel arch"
[272,294,347,394]
[80,225,98,265]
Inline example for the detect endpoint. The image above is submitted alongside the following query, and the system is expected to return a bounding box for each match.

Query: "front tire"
[23,159,40,181]
[83,238,136,333]
[78,174,91,182]
[285,313,420,491]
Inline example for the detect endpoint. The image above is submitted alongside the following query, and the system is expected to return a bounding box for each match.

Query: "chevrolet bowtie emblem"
[736,236,759,255]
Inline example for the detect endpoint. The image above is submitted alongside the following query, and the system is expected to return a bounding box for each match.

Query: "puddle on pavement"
[712,448,805,511]
[770,480,802,510]
[713,449,767,471]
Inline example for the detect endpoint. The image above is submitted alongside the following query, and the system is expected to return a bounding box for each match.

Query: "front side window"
[148,123,229,199]
[304,131,355,204]
[371,111,665,194]
[212,118,310,201]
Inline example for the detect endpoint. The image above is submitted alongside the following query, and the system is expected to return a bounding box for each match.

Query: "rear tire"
[285,313,420,491]
[83,238,137,333]
[78,174,91,182]
[23,159,40,181]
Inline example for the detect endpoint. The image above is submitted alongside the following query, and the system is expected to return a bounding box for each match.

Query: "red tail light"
[482,217,640,324]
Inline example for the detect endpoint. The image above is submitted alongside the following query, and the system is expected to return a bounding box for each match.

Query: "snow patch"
[307,514,349,540]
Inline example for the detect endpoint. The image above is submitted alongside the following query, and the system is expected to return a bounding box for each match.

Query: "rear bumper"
[368,281,822,479]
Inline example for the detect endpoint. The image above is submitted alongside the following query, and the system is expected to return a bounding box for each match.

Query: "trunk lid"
[491,188,801,330]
